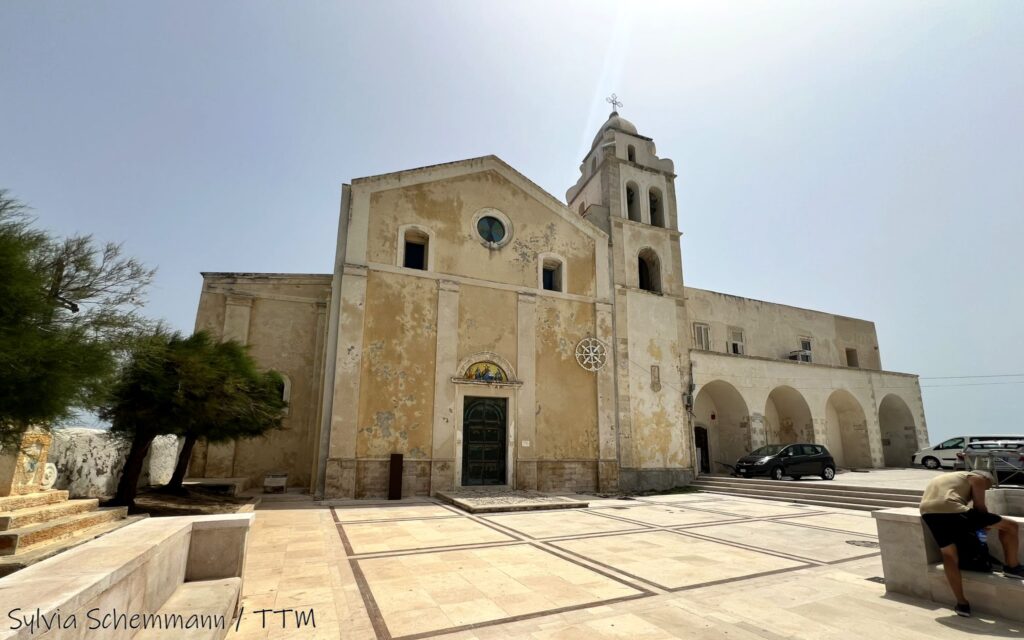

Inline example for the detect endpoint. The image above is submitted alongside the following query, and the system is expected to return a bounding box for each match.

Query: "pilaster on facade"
[429,280,461,493]
[323,266,369,499]
[516,292,540,466]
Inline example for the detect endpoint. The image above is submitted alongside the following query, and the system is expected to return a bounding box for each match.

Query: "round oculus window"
[477,216,506,244]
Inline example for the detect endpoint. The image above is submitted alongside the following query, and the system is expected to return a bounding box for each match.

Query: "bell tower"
[566,99,694,491]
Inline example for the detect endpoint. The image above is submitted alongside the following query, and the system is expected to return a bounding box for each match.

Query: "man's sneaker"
[1004,564,1024,579]
[955,602,972,617]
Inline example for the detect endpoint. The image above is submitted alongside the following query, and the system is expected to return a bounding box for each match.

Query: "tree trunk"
[166,434,197,491]
[111,433,155,506]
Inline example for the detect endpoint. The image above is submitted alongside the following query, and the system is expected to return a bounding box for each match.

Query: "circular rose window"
[477,216,506,245]
[575,337,608,372]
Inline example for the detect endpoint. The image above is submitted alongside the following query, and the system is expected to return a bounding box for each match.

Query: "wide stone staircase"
[0,489,140,576]
[689,475,923,511]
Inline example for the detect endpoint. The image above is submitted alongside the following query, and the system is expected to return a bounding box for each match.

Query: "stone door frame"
[452,380,519,489]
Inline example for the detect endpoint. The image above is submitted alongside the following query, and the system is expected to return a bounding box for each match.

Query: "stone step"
[927,563,1024,622]
[0,514,148,578]
[690,480,921,505]
[134,577,242,640]
[0,507,128,556]
[690,486,913,511]
[0,490,69,512]
[0,498,100,531]
[694,476,924,497]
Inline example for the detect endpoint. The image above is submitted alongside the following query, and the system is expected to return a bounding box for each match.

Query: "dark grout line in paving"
[769,518,879,538]
[669,527,831,566]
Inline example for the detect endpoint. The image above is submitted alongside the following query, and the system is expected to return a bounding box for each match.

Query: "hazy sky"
[2,1,1022,442]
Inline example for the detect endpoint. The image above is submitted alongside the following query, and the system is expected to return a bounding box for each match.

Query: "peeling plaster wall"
[48,428,181,498]
[535,297,598,462]
[685,287,882,369]
[356,271,438,461]
[365,170,597,297]
[625,292,691,471]
[457,285,517,369]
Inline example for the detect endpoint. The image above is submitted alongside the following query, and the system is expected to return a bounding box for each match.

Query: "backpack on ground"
[955,529,994,573]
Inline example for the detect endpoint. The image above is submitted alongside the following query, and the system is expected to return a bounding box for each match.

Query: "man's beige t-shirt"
[919,471,979,514]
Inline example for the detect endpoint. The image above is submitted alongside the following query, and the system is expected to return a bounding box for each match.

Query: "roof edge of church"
[200,271,333,279]
[350,155,500,185]
[349,155,609,240]
[685,285,877,325]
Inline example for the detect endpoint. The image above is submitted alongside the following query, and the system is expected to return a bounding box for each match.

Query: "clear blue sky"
[2,1,1022,443]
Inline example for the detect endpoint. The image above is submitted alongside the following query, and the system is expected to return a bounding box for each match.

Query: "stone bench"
[0,512,253,640]
[873,506,1024,622]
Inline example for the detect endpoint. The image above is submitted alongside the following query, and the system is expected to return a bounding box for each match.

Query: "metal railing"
[962,448,1024,486]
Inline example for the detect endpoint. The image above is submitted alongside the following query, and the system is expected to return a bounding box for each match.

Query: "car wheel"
[822,466,835,481]
[922,457,940,470]
[771,466,785,481]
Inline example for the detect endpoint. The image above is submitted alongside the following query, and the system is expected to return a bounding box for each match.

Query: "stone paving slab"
[226,493,1022,640]
[436,489,589,513]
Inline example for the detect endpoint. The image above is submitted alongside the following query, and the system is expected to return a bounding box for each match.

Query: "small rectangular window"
[542,268,557,291]
[728,328,745,355]
[693,323,711,351]
[845,348,859,367]
[541,260,563,292]
[403,240,426,270]
[794,337,812,363]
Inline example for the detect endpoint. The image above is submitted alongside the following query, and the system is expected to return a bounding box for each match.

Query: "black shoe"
[1004,564,1024,579]
[955,602,972,618]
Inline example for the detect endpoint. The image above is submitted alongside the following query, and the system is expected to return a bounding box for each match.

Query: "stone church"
[189,110,929,499]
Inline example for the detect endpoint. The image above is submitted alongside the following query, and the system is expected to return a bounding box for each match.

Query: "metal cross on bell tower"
[606,93,623,113]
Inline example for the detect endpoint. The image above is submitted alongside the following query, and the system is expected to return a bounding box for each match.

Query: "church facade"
[189,112,929,498]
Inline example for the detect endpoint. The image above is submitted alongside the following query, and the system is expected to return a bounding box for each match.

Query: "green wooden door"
[462,397,507,486]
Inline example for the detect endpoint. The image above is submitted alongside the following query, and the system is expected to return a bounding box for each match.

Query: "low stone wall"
[988,487,1024,516]
[48,428,181,498]
[0,513,253,640]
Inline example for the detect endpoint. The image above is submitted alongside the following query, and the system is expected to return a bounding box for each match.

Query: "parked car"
[954,441,1024,485]
[954,440,1024,469]
[733,443,836,481]
[912,435,1024,469]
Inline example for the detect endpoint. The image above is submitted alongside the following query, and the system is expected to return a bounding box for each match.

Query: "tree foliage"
[0,190,155,447]
[101,330,287,505]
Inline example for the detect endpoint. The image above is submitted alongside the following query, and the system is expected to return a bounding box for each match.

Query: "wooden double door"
[461,397,507,486]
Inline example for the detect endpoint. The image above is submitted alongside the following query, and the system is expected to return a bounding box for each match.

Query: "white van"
[913,435,1024,469]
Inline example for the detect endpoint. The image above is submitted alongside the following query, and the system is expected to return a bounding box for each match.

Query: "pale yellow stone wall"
[685,287,882,369]
[534,297,598,461]
[355,271,438,460]
[365,170,597,297]
[191,274,330,490]
[457,285,518,370]
[625,292,691,470]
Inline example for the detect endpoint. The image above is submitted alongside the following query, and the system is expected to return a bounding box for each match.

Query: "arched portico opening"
[879,394,917,467]
[765,386,813,445]
[692,380,750,474]
[825,389,871,468]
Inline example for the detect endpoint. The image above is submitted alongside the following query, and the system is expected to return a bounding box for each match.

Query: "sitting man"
[920,469,1024,617]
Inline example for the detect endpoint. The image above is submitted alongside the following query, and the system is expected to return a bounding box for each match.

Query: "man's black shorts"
[922,510,1002,549]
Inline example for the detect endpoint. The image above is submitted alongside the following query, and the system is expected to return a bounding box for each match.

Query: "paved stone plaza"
[232,493,1020,639]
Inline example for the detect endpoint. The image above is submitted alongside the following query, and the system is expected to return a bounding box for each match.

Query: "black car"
[733,443,836,481]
